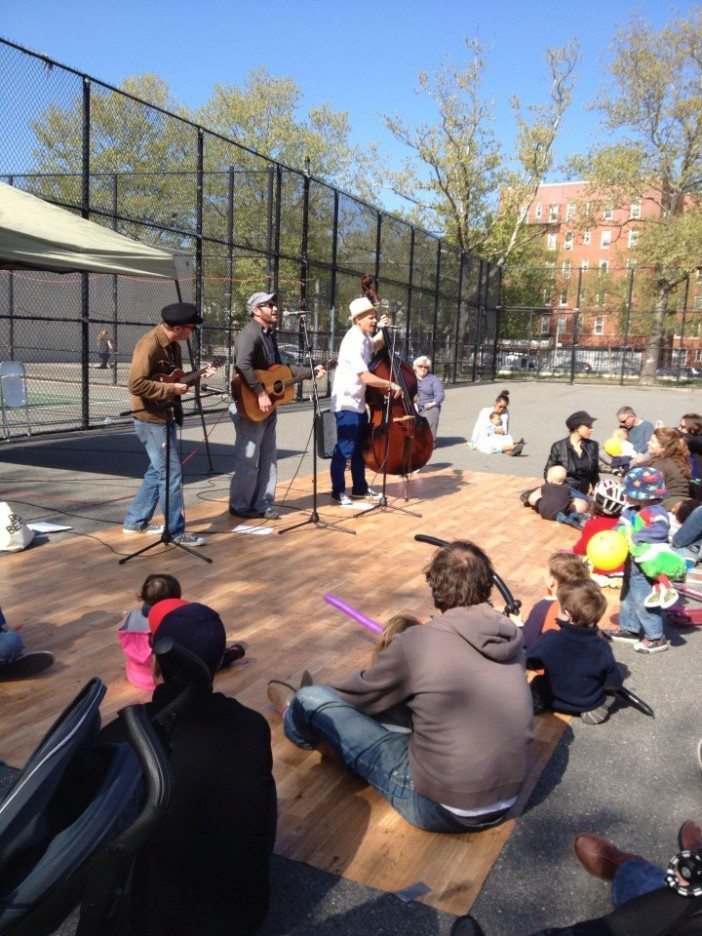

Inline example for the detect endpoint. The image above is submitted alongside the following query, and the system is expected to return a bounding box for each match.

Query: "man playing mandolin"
[124,302,213,545]
[229,291,326,520]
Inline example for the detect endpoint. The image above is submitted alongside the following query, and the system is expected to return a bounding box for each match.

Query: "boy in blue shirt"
[526,578,622,725]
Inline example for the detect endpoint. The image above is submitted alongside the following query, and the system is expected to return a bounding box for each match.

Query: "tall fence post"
[266,167,275,291]
[111,172,119,385]
[225,165,235,384]
[452,251,465,384]
[472,259,484,383]
[406,228,415,362]
[569,265,583,385]
[273,165,282,296]
[7,175,14,360]
[80,76,91,429]
[193,128,204,368]
[431,241,441,370]
[621,266,635,385]
[297,160,311,400]
[677,275,690,381]
[329,189,339,358]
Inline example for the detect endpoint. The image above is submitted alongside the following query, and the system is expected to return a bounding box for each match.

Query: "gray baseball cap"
[246,292,277,315]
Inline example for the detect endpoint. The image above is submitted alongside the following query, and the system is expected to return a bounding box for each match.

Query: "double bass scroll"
[360,276,434,476]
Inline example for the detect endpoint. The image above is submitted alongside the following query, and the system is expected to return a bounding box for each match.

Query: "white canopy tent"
[0,182,178,279]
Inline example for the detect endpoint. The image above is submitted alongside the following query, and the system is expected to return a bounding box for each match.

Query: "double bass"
[361,276,434,476]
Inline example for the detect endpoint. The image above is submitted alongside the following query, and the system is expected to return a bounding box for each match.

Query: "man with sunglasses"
[229,292,325,520]
[123,302,207,545]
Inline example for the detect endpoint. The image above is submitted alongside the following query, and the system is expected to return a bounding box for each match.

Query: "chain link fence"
[0,38,500,438]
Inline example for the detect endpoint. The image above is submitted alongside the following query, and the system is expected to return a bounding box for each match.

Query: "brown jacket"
[331,604,533,811]
[128,325,183,424]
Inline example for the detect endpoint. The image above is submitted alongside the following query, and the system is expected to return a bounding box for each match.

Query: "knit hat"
[622,466,667,501]
[147,600,226,677]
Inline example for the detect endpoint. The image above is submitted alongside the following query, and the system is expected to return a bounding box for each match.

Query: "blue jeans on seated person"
[0,629,24,667]
[612,857,666,906]
[124,419,185,537]
[673,504,702,559]
[283,684,504,833]
[331,411,369,497]
[619,566,664,640]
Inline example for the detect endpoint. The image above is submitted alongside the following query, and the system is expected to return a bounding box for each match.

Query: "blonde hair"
[373,613,421,660]
[546,465,567,484]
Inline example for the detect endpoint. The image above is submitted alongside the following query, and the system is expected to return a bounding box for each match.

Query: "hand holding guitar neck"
[153,356,224,392]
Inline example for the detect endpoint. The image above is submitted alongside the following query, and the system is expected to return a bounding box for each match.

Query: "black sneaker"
[604,627,640,643]
[1,651,54,679]
[220,643,246,669]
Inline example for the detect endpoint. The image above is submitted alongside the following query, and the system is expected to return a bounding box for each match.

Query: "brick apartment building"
[524,181,702,369]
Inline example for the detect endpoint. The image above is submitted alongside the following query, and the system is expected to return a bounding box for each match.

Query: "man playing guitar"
[228,292,325,520]
[124,302,214,545]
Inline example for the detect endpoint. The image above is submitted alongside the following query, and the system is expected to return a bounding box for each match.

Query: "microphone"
[280,309,307,318]
[201,384,228,396]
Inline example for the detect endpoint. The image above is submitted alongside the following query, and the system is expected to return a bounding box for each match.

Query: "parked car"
[552,360,593,374]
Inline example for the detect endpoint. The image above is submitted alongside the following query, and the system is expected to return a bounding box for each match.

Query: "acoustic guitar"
[231,360,335,422]
[153,356,225,387]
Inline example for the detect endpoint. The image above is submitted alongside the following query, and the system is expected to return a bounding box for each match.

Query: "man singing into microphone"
[228,292,325,520]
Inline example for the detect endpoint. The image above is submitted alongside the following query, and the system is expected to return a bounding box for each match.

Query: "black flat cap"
[161,303,203,326]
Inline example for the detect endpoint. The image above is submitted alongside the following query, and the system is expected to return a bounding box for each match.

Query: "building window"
[599,260,609,274]
[580,260,589,272]
[694,294,702,312]
[559,289,568,306]
[627,229,639,248]
[562,260,572,278]
[547,233,557,251]
[630,203,641,219]
[601,229,612,248]
[535,203,542,219]
[540,315,551,335]
[564,231,574,250]
[549,203,559,222]
[566,203,575,221]
[583,230,591,245]
[593,316,604,335]
[603,207,613,221]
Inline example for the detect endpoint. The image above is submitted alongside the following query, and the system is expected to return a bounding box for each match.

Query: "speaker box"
[315,409,337,459]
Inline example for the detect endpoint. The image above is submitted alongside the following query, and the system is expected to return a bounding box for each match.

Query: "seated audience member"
[102,600,277,936]
[573,477,627,584]
[672,500,702,564]
[0,605,53,679]
[522,552,590,650]
[413,356,445,442]
[616,405,654,462]
[269,540,533,833]
[527,465,586,528]
[526,579,622,725]
[647,427,692,510]
[470,389,524,455]
[605,425,636,475]
[678,413,702,500]
[544,411,599,513]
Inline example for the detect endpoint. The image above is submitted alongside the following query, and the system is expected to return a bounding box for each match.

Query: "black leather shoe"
[229,506,258,518]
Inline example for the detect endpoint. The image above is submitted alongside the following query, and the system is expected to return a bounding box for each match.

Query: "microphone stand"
[119,402,212,565]
[185,335,215,474]
[278,312,355,537]
[357,325,421,521]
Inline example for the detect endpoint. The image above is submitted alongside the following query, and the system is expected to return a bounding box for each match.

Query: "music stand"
[119,402,212,564]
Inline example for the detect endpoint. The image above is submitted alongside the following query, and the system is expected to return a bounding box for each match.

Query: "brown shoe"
[267,679,297,715]
[678,820,702,852]
[573,834,637,881]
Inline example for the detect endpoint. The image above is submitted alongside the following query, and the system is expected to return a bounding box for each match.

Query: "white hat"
[348,296,376,321]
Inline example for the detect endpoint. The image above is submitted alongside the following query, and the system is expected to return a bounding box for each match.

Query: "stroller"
[0,640,211,936]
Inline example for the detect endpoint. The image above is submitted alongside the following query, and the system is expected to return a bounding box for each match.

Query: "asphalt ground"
[1,379,700,935]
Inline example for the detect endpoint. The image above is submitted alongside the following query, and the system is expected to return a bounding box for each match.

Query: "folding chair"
[0,363,31,439]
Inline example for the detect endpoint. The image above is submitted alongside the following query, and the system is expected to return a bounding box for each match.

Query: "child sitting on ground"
[373,612,421,660]
[573,477,627,586]
[605,466,671,653]
[605,426,636,475]
[522,551,591,650]
[119,575,244,689]
[526,578,623,725]
[527,466,587,528]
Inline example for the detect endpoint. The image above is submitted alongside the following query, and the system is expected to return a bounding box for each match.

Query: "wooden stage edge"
[2,466,607,916]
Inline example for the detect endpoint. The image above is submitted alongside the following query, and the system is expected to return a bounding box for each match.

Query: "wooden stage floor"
[2,466,601,915]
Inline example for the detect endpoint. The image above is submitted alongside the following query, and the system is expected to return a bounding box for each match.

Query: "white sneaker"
[332,492,354,507]
[122,524,164,535]
[173,532,206,547]
[352,488,383,502]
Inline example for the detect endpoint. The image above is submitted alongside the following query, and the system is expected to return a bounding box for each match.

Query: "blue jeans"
[228,406,277,513]
[283,685,501,833]
[0,629,24,666]
[612,857,666,906]
[124,419,185,537]
[673,504,702,553]
[619,566,664,640]
[331,410,369,497]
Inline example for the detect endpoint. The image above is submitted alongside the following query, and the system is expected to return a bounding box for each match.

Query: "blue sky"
[2,0,697,207]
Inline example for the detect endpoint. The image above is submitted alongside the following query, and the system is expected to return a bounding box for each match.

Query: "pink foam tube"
[324,593,383,634]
